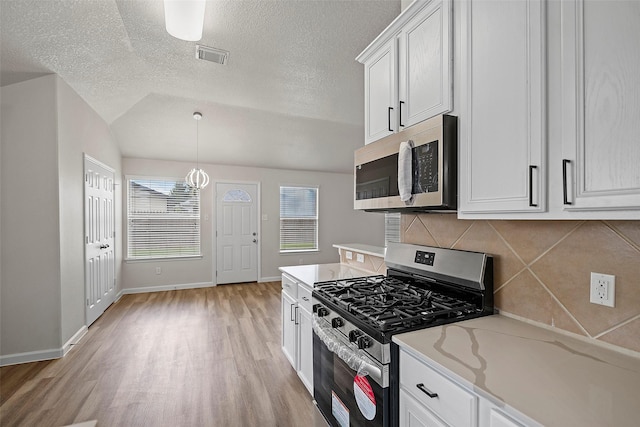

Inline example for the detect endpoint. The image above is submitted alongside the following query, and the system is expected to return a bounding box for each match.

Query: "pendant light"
[186,112,210,190]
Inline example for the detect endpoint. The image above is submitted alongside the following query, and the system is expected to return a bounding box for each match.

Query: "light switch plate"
[356,253,365,263]
[346,251,353,260]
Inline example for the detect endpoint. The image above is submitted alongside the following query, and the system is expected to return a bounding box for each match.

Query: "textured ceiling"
[0,0,400,173]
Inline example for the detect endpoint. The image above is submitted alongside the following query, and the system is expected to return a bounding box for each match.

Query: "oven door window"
[313,333,386,427]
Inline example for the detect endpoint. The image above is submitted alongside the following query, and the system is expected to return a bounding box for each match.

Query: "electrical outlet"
[346,251,353,260]
[356,253,365,263]
[590,272,615,307]
[155,267,162,275]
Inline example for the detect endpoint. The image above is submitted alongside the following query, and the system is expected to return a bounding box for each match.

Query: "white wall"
[1,75,62,356]
[56,77,122,345]
[122,158,385,290]
[0,75,122,363]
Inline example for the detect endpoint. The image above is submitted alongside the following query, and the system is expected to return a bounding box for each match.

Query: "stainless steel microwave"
[354,114,457,211]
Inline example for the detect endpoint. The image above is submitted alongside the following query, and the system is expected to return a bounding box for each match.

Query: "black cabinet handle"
[416,383,438,398]
[388,107,393,132]
[562,159,572,205]
[399,101,405,127]
[529,165,538,207]
[294,306,299,325]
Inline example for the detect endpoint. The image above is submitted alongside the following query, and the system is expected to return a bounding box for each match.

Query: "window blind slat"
[127,178,201,259]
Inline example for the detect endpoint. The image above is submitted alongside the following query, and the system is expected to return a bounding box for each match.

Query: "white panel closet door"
[84,155,116,326]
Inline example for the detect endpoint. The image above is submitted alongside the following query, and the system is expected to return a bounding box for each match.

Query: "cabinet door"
[458,0,546,214]
[364,38,397,144]
[560,0,640,210]
[281,290,297,369]
[297,305,313,395]
[399,389,448,427]
[398,0,452,129]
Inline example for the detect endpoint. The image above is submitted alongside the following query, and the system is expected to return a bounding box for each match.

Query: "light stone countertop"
[279,263,380,287]
[393,314,640,427]
[332,243,386,258]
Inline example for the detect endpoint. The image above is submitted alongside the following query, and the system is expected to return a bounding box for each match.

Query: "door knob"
[252,232,257,236]
[253,239,257,243]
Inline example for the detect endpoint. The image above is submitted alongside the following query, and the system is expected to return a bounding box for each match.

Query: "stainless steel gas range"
[311,242,494,427]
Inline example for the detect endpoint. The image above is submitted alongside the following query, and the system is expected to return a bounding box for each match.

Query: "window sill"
[125,255,204,263]
[279,249,320,255]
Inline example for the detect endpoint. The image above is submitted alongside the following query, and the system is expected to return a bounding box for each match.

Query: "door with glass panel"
[215,182,259,284]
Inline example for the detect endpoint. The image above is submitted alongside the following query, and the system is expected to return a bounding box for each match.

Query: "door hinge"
[86,236,89,244]
[86,299,89,306]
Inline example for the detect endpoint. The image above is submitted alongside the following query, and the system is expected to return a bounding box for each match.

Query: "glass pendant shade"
[186,167,210,190]
[164,0,206,41]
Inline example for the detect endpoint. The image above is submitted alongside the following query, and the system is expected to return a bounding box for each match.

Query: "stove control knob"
[357,336,372,350]
[331,317,344,328]
[316,307,329,317]
[349,330,363,343]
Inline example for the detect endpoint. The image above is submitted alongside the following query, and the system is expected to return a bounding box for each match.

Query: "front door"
[215,182,259,284]
[84,155,116,326]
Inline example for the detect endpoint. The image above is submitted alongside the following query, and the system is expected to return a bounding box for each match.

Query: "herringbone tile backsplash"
[401,215,640,354]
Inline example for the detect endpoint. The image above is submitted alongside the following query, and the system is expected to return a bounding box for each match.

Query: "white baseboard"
[259,276,281,283]
[1,324,90,367]
[62,325,88,356]
[0,348,63,367]
[121,281,214,295]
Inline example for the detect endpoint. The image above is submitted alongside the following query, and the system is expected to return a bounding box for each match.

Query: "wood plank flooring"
[0,281,315,426]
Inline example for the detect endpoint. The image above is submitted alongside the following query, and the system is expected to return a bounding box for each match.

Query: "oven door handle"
[312,316,383,385]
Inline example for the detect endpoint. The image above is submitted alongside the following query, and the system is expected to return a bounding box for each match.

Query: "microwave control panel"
[412,140,438,194]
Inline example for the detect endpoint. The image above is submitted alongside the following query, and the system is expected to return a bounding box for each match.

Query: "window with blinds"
[127,177,201,260]
[280,186,318,252]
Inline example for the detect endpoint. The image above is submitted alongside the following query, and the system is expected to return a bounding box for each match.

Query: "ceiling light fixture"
[164,0,206,42]
[186,112,210,190]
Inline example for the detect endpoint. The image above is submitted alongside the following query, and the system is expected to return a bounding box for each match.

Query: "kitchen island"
[394,314,640,427]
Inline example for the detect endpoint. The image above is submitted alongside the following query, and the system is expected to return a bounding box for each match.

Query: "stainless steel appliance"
[354,115,457,212]
[312,242,493,427]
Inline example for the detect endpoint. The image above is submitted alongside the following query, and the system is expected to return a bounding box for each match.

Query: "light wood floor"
[0,281,315,426]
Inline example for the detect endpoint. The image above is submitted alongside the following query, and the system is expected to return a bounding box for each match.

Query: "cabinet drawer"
[298,284,313,312]
[281,274,297,298]
[400,349,477,427]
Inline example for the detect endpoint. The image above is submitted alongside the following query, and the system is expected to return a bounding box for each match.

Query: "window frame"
[279,185,319,253]
[125,175,203,262]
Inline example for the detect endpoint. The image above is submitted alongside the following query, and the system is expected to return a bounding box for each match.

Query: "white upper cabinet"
[358,0,453,145]
[560,0,640,212]
[363,39,397,144]
[458,0,546,214]
[398,0,453,129]
[456,0,640,219]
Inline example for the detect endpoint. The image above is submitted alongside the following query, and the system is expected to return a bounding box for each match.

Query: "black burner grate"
[314,275,481,333]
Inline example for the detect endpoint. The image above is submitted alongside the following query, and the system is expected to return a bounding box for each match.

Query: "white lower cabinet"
[296,283,314,394]
[281,273,313,395]
[399,348,536,427]
[281,285,297,368]
[400,389,448,427]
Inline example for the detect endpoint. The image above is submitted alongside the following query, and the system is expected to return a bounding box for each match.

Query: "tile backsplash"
[401,214,640,354]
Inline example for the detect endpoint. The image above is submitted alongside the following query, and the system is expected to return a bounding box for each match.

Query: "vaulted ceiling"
[0,0,400,173]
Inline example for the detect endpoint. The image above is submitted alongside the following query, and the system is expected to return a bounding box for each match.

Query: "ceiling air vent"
[196,45,229,65]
